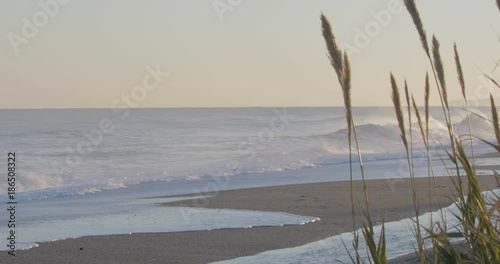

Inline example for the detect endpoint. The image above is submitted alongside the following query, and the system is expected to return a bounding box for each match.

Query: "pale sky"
[1,0,500,108]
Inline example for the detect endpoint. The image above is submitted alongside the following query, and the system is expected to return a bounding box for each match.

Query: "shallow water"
[212,189,500,264]
[0,192,319,251]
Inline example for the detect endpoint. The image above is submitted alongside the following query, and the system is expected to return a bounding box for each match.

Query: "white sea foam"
[0,107,495,202]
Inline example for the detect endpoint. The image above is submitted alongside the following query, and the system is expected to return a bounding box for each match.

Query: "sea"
[0,107,497,261]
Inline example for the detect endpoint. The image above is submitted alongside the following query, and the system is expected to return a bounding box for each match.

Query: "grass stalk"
[454,43,476,171]
[491,95,500,147]
[322,13,385,263]
[321,2,500,263]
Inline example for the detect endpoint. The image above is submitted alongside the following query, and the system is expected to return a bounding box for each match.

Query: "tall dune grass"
[321,0,500,263]
[321,13,385,263]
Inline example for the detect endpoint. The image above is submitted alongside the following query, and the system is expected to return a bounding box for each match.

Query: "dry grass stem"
[412,96,427,147]
[491,94,500,146]
[404,0,429,56]
[454,43,466,99]
[342,54,353,139]
[321,14,343,84]
[425,73,430,140]
[391,74,408,152]
[432,36,448,109]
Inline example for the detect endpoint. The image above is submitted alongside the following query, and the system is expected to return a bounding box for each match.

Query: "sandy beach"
[3,175,498,264]
[3,0,498,263]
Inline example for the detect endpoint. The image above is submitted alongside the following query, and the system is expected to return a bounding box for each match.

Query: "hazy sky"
[1,0,500,108]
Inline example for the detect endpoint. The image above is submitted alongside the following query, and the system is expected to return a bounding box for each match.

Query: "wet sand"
[3,175,498,264]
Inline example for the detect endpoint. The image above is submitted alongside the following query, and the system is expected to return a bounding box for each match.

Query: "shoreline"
[3,175,499,264]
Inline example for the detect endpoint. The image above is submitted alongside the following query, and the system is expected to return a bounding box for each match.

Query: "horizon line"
[0,105,491,110]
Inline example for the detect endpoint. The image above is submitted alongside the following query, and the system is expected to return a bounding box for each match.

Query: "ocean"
[0,107,497,259]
